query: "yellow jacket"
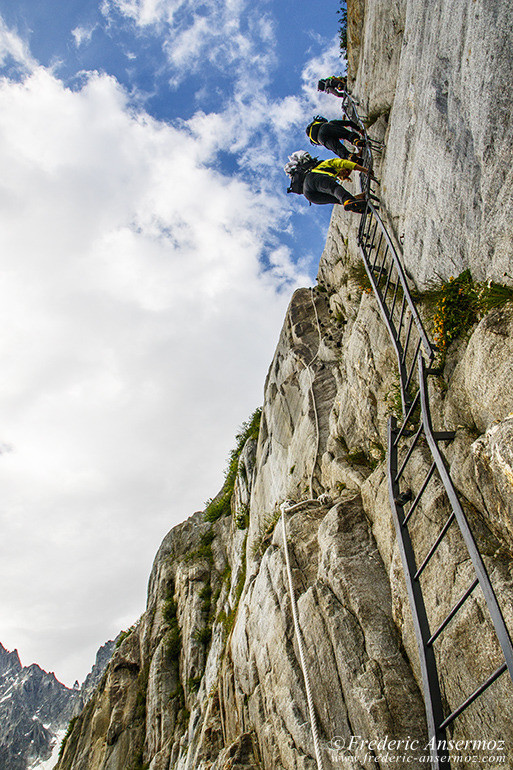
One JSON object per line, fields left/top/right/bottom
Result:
{"left": 311, "top": 158, "right": 357, "bottom": 177}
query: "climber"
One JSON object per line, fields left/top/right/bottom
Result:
{"left": 317, "top": 75, "right": 347, "bottom": 97}
{"left": 305, "top": 115, "right": 364, "bottom": 159}
{"left": 284, "top": 151, "right": 377, "bottom": 212}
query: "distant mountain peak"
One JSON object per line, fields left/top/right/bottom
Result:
{"left": 0, "top": 639, "right": 116, "bottom": 770}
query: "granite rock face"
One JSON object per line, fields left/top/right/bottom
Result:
{"left": 72, "top": 639, "right": 119, "bottom": 718}
{"left": 55, "top": 271, "right": 513, "bottom": 769}
{"left": 55, "top": 2, "right": 513, "bottom": 769}
{"left": 348, "top": 0, "right": 513, "bottom": 287}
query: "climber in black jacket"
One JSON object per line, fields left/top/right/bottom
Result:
{"left": 317, "top": 76, "right": 347, "bottom": 97}
{"left": 306, "top": 116, "right": 364, "bottom": 159}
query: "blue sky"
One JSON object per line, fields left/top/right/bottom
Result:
{"left": 0, "top": 0, "right": 345, "bottom": 685}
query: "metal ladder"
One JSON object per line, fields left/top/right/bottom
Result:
{"left": 342, "top": 93, "right": 513, "bottom": 768}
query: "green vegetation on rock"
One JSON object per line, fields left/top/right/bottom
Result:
{"left": 338, "top": 1, "right": 347, "bottom": 54}
{"left": 204, "top": 407, "right": 262, "bottom": 522}
{"left": 163, "top": 584, "right": 181, "bottom": 664}
{"left": 418, "top": 270, "right": 513, "bottom": 353}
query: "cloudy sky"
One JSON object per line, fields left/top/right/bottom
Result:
{"left": 0, "top": 0, "right": 344, "bottom": 686}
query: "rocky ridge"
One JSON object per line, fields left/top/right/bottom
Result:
{"left": 0, "top": 640, "right": 117, "bottom": 770}
{"left": 0, "top": 643, "right": 77, "bottom": 770}
{"left": 55, "top": 1, "right": 513, "bottom": 768}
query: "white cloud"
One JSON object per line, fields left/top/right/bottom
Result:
{"left": 101, "top": 0, "right": 169, "bottom": 27}
{"left": 0, "top": 11, "right": 344, "bottom": 686}
{"left": 2, "top": 52, "right": 339, "bottom": 690}
{"left": 102, "top": 0, "right": 277, "bottom": 86}
{"left": 72, "top": 24, "right": 98, "bottom": 48}
{"left": 0, "top": 17, "right": 37, "bottom": 72}
{"left": 0, "top": 56, "right": 313, "bottom": 685}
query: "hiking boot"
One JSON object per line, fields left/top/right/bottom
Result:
{"left": 344, "top": 199, "right": 367, "bottom": 213}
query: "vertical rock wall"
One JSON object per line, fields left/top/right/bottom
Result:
{"left": 348, "top": 0, "right": 513, "bottom": 286}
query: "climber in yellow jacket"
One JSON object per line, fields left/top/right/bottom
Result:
{"left": 302, "top": 157, "right": 377, "bottom": 210}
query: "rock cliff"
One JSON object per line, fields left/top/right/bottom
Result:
{"left": 55, "top": 1, "right": 513, "bottom": 768}
{"left": 347, "top": 0, "right": 513, "bottom": 288}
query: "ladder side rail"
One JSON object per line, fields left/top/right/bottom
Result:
{"left": 418, "top": 356, "right": 513, "bottom": 680}
{"left": 388, "top": 417, "right": 450, "bottom": 770}
{"left": 342, "top": 93, "right": 364, "bottom": 131}
{"left": 349, "top": 91, "right": 513, "bottom": 758}
{"left": 359, "top": 223, "right": 424, "bottom": 417}
{"left": 359, "top": 240, "right": 412, "bottom": 416}
{"left": 359, "top": 207, "right": 432, "bottom": 419}
{"left": 364, "top": 203, "right": 436, "bottom": 361}
{"left": 341, "top": 93, "right": 374, "bottom": 196}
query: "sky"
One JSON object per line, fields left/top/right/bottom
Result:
{"left": 0, "top": 0, "right": 345, "bottom": 686}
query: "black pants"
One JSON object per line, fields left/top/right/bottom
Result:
{"left": 303, "top": 172, "right": 356, "bottom": 206}
{"left": 317, "top": 121, "right": 360, "bottom": 159}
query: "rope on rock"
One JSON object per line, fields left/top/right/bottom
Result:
{"left": 280, "top": 500, "right": 325, "bottom": 770}
{"left": 275, "top": 286, "right": 329, "bottom": 768}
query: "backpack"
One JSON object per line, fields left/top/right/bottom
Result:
{"left": 305, "top": 116, "right": 328, "bottom": 146}
{"left": 284, "top": 151, "right": 319, "bottom": 195}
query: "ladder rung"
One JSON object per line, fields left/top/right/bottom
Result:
{"left": 353, "top": 94, "right": 513, "bottom": 754}
{"left": 438, "top": 662, "right": 507, "bottom": 730}
{"left": 397, "top": 295, "right": 407, "bottom": 336}
{"left": 401, "top": 314, "right": 414, "bottom": 365}
{"left": 403, "top": 462, "right": 436, "bottom": 527}
{"left": 390, "top": 279, "right": 400, "bottom": 317}
{"left": 433, "top": 431, "right": 456, "bottom": 441}
{"left": 393, "top": 392, "right": 421, "bottom": 447}
{"left": 382, "top": 260, "right": 395, "bottom": 302}
{"left": 376, "top": 246, "right": 389, "bottom": 284}
{"left": 395, "top": 423, "right": 423, "bottom": 482}
{"left": 414, "top": 512, "right": 456, "bottom": 580}
{"left": 405, "top": 338, "right": 422, "bottom": 392}
{"left": 427, "top": 578, "right": 479, "bottom": 646}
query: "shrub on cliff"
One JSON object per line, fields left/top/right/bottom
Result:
{"left": 338, "top": 1, "right": 347, "bottom": 55}
{"left": 204, "top": 407, "right": 262, "bottom": 522}
{"left": 420, "top": 270, "right": 513, "bottom": 352}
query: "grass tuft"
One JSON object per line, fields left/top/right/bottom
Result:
{"left": 204, "top": 408, "right": 262, "bottom": 523}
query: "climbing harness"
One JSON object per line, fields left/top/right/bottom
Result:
{"left": 343, "top": 92, "right": 513, "bottom": 769}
